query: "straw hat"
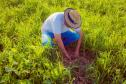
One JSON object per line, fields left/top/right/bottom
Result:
{"left": 64, "top": 8, "right": 81, "bottom": 28}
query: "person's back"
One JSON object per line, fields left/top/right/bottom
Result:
{"left": 42, "top": 12, "right": 69, "bottom": 34}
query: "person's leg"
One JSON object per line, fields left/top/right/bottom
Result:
{"left": 61, "top": 29, "right": 80, "bottom": 46}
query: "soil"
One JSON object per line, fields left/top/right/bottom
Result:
{"left": 63, "top": 44, "right": 96, "bottom": 84}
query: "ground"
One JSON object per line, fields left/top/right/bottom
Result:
{"left": 63, "top": 43, "right": 96, "bottom": 84}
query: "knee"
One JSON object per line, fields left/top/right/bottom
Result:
{"left": 42, "top": 34, "right": 51, "bottom": 45}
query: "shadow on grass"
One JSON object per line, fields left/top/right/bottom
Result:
{"left": 0, "top": 44, "right": 4, "bottom": 52}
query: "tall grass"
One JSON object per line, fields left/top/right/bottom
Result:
{"left": 0, "top": 0, "right": 126, "bottom": 83}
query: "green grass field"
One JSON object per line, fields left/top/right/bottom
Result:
{"left": 0, "top": 0, "right": 126, "bottom": 83}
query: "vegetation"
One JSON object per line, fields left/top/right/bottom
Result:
{"left": 0, "top": 0, "right": 126, "bottom": 83}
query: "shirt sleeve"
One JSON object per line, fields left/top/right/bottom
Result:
{"left": 51, "top": 19, "right": 62, "bottom": 34}
{"left": 74, "top": 28, "right": 81, "bottom": 32}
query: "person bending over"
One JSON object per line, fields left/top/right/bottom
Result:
{"left": 41, "top": 8, "right": 83, "bottom": 60}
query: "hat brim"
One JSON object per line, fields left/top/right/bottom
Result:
{"left": 64, "top": 8, "right": 81, "bottom": 29}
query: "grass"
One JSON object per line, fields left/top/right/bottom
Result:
{"left": 0, "top": 0, "right": 126, "bottom": 83}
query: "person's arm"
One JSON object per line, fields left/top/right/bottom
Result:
{"left": 75, "top": 31, "right": 83, "bottom": 57}
{"left": 54, "top": 34, "right": 71, "bottom": 60}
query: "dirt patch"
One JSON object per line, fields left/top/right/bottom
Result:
{"left": 63, "top": 44, "right": 97, "bottom": 84}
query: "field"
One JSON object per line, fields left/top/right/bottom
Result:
{"left": 0, "top": 0, "right": 126, "bottom": 83}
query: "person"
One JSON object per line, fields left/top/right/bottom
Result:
{"left": 41, "top": 8, "right": 83, "bottom": 60}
